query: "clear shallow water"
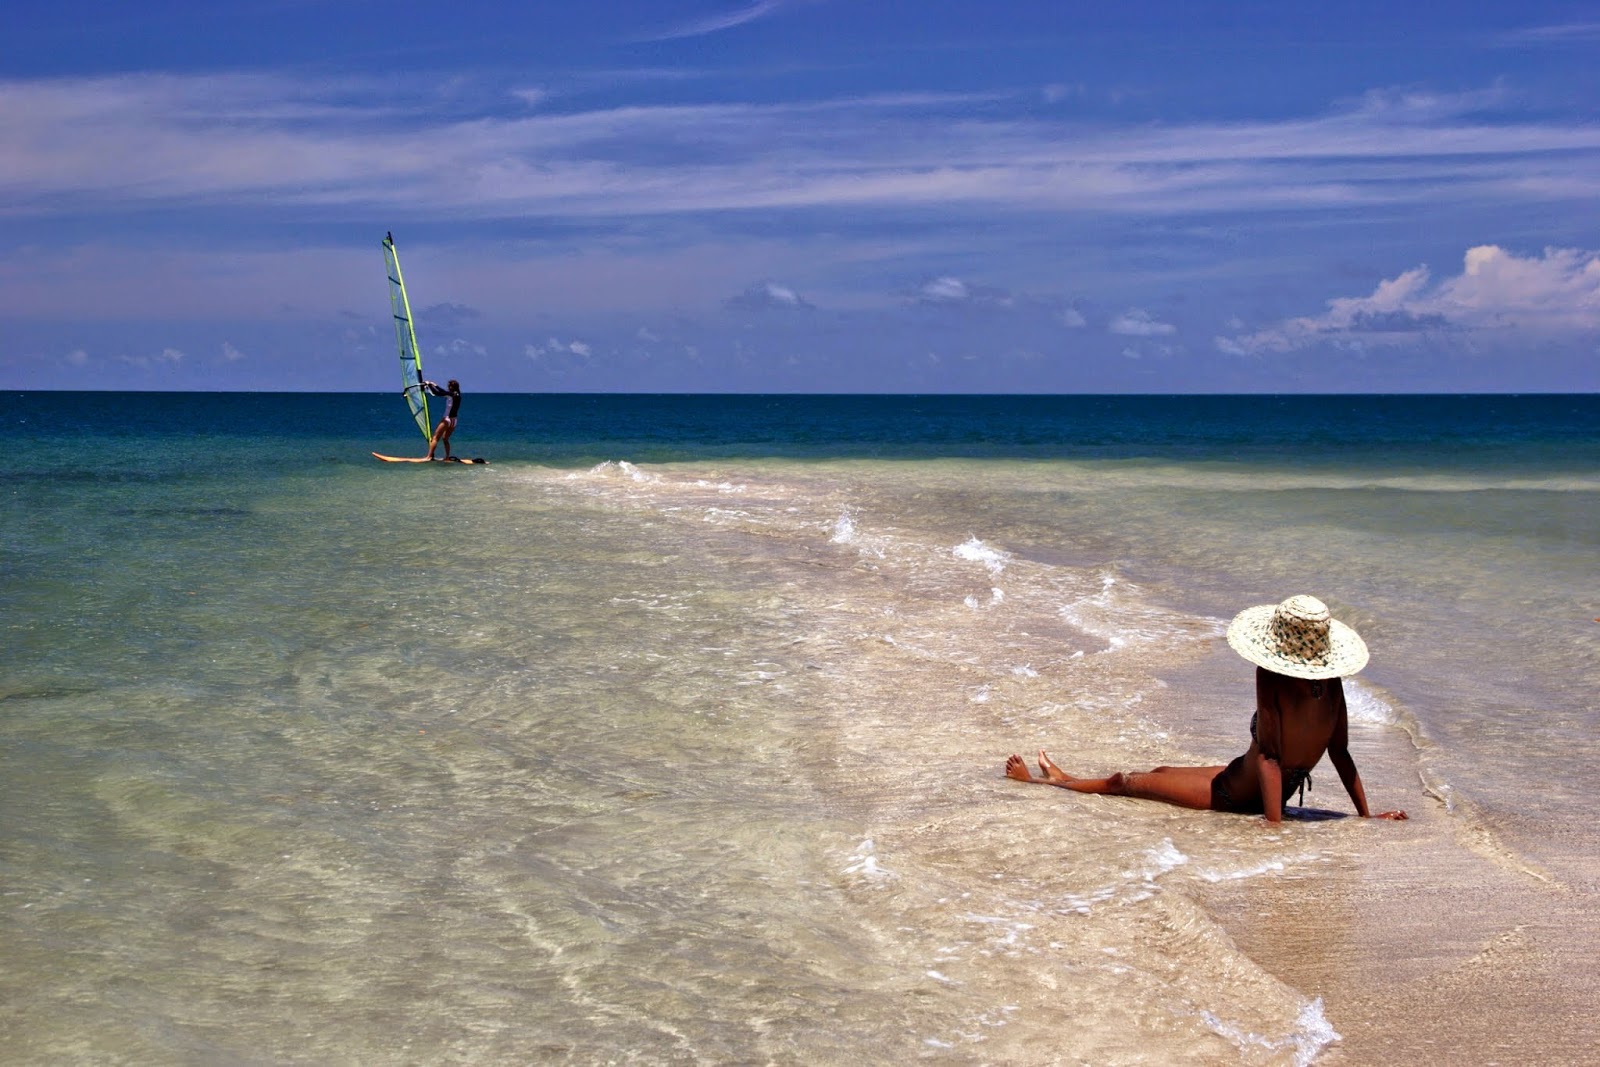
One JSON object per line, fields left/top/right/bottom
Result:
{"left": 3, "top": 393, "right": 1596, "bottom": 1064}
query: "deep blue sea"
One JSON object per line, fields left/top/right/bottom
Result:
{"left": 5, "top": 392, "right": 1597, "bottom": 1064}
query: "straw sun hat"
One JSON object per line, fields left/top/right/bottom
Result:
{"left": 1225, "top": 595, "right": 1369, "bottom": 680}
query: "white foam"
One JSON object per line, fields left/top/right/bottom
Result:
{"left": 1195, "top": 852, "right": 1321, "bottom": 883}
{"left": 1138, "top": 838, "right": 1189, "bottom": 880}
{"left": 1343, "top": 678, "right": 1399, "bottom": 728}
{"left": 958, "top": 913, "right": 1034, "bottom": 951}
{"left": 1200, "top": 997, "right": 1340, "bottom": 1066}
{"left": 617, "top": 460, "right": 656, "bottom": 483}
{"left": 953, "top": 537, "right": 1010, "bottom": 576}
{"left": 1291, "top": 998, "right": 1342, "bottom": 1066}
{"left": 844, "top": 839, "right": 895, "bottom": 883}
{"left": 830, "top": 509, "right": 856, "bottom": 544}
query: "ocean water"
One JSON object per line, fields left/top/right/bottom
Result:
{"left": 3, "top": 393, "right": 1596, "bottom": 1064}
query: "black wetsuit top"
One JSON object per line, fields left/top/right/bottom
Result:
{"left": 426, "top": 383, "right": 461, "bottom": 420}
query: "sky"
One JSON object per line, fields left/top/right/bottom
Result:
{"left": 4, "top": 1, "right": 1599, "bottom": 393}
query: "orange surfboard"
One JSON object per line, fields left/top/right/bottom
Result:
{"left": 372, "top": 453, "right": 488, "bottom": 465}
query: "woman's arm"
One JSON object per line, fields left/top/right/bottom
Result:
{"left": 1254, "top": 750, "right": 1285, "bottom": 823}
{"left": 1327, "top": 686, "right": 1407, "bottom": 819}
{"left": 1253, "top": 669, "right": 1286, "bottom": 823}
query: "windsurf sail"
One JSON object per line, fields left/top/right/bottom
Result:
{"left": 382, "top": 232, "right": 430, "bottom": 441}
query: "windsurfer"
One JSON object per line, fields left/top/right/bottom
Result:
{"left": 422, "top": 379, "right": 461, "bottom": 460}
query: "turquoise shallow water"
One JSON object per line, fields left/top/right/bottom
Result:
{"left": 3, "top": 393, "right": 1597, "bottom": 1063}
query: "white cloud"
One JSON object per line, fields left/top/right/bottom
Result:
{"left": 726, "top": 281, "right": 815, "bottom": 310}
{"left": 219, "top": 341, "right": 246, "bottom": 362}
{"left": 918, "top": 276, "right": 969, "bottom": 303}
{"left": 1059, "top": 307, "right": 1087, "bottom": 328}
{"left": 1223, "top": 245, "right": 1600, "bottom": 354}
{"left": 525, "top": 337, "right": 590, "bottom": 360}
{"left": 64, "top": 348, "right": 88, "bottom": 366}
{"left": 113, "top": 346, "right": 185, "bottom": 368}
{"left": 1110, "top": 309, "right": 1176, "bottom": 336}
{"left": 438, "top": 338, "right": 487, "bottom": 357}
{"left": 912, "top": 276, "right": 1014, "bottom": 308}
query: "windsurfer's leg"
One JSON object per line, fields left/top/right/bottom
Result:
{"left": 426, "top": 420, "right": 448, "bottom": 459}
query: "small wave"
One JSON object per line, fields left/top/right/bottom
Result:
{"left": 617, "top": 460, "right": 656, "bottom": 483}
{"left": 1059, "top": 571, "right": 1197, "bottom": 652}
{"left": 953, "top": 537, "right": 1010, "bottom": 576}
{"left": 1064, "top": 838, "right": 1189, "bottom": 912}
{"left": 843, "top": 838, "right": 895, "bottom": 883}
{"left": 962, "top": 587, "right": 1005, "bottom": 610}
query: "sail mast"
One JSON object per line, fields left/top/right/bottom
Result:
{"left": 383, "top": 232, "right": 431, "bottom": 441}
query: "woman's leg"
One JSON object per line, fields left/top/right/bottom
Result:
{"left": 1005, "top": 750, "right": 1225, "bottom": 811}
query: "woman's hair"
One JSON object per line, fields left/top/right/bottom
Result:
{"left": 447, "top": 379, "right": 459, "bottom": 390}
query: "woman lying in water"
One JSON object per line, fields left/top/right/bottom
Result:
{"left": 1005, "top": 595, "right": 1408, "bottom": 823}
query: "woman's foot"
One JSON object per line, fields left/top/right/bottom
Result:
{"left": 1037, "top": 750, "right": 1074, "bottom": 785}
{"left": 1004, "top": 754, "right": 1035, "bottom": 782}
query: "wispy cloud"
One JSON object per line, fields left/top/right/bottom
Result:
{"left": 1220, "top": 245, "right": 1600, "bottom": 354}
{"left": 4, "top": 73, "right": 1599, "bottom": 230}
{"left": 645, "top": 0, "right": 795, "bottom": 42}
{"left": 1499, "top": 21, "right": 1600, "bottom": 45}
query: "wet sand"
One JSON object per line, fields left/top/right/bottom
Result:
{"left": 1196, "top": 797, "right": 1600, "bottom": 1064}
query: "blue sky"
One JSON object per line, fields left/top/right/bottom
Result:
{"left": 5, "top": 1, "right": 1599, "bottom": 392}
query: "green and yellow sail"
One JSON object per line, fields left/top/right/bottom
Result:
{"left": 382, "top": 232, "right": 430, "bottom": 441}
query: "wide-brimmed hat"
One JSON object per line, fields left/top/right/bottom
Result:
{"left": 1225, "top": 595, "right": 1368, "bottom": 679}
